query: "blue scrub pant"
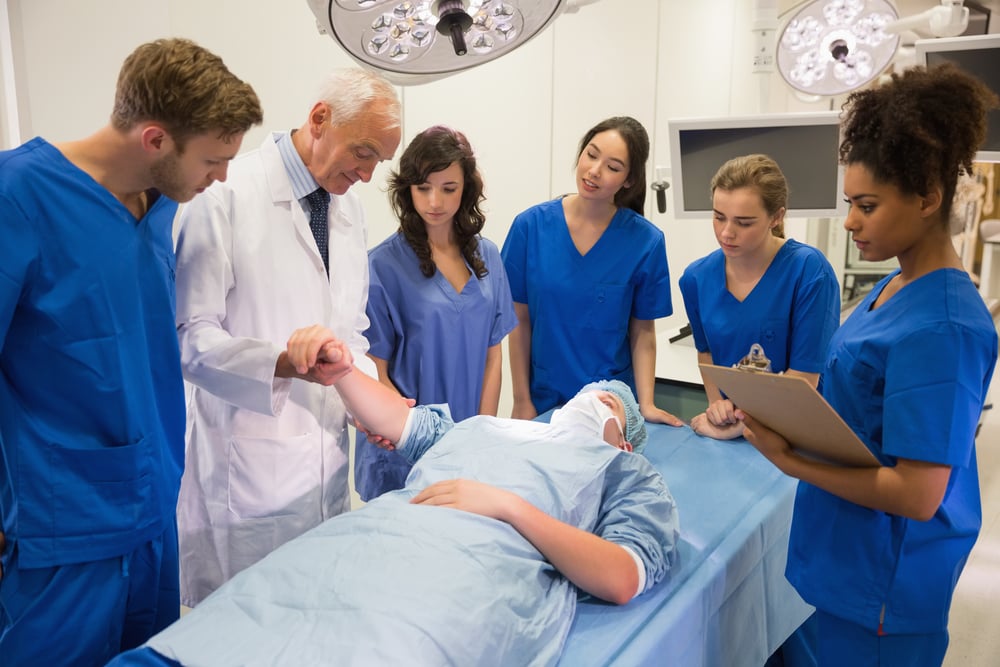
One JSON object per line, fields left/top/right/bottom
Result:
{"left": 813, "top": 610, "right": 949, "bottom": 667}
{"left": 765, "top": 612, "right": 818, "bottom": 667}
{"left": 0, "top": 523, "right": 179, "bottom": 666}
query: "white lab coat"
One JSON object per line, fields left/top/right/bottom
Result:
{"left": 174, "top": 134, "right": 376, "bottom": 606}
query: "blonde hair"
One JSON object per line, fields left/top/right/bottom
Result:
{"left": 710, "top": 154, "right": 787, "bottom": 238}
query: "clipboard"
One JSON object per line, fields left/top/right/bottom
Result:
{"left": 699, "top": 363, "right": 880, "bottom": 467}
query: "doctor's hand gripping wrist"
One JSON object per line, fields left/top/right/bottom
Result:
{"left": 278, "top": 325, "right": 354, "bottom": 385}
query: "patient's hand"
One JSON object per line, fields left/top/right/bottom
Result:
{"left": 691, "top": 412, "right": 745, "bottom": 440}
{"left": 705, "top": 398, "right": 738, "bottom": 427}
{"left": 410, "top": 479, "right": 516, "bottom": 521}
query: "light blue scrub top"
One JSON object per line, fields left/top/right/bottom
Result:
{"left": 0, "top": 138, "right": 185, "bottom": 568}
{"left": 787, "top": 268, "right": 997, "bottom": 634}
{"left": 502, "top": 199, "right": 672, "bottom": 413}
{"left": 355, "top": 234, "right": 518, "bottom": 500}
{"left": 679, "top": 239, "right": 840, "bottom": 371}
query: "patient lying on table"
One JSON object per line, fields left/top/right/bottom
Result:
{"left": 112, "top": 340, "right": 680, "bottom": 667}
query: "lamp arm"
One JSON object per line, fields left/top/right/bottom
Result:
{"left": 884, "top": 1, "right": 969, "bottom": 38}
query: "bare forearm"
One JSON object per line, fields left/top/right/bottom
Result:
{"left": 478, "top": 344, "right": 503, "bottom": 416}
{"left": 508, "top": 304, "right": 533, "bottom": 404}
{"left": 412, "top": 479, "right": 642, "bottom": 603}
{"left": 332, "top": 368, "right": 411, "bottom": 443}
{"left": 696, "top": 351, "right": 724, "bottom": 403}
{"left": 371, "top": 355, "right": 403, "bottom": 394}
{"left": 774, "top": 451, "right": 950, "bottom": 521}
{"left": 500, "top": 496, "right": 639, "bottom": 605}
{"left": 742, "top": 410, "right": 951, "bottom": 521}
{"left": 629, "top": 319, "right": 658, "bottom": 410}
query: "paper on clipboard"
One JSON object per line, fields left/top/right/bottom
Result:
{"left": 699, "top": 364, "right": 880, "bottom": 467}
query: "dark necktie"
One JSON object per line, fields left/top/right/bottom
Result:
{"left": 305, "top": 188, "right": 331, "bottom": 276}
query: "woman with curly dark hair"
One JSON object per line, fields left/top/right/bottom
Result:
{"left": 354, "top": 126, "right": 518, "bottom": 500}
{"left": 741, "top": 63, "right": 999, "bottom": 664}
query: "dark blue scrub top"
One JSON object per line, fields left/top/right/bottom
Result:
{"left": 0, "top": 138, "right": 185, "bottom": 568}
{"left": 502, "top": 199, "right": 672, "bottom": 413}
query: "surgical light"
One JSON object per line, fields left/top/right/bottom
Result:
{"left": 776, "top": 0, "right": 900, "bottom": 97}
{"left": 306, "top": 0, "right": 569, "bottom": 84}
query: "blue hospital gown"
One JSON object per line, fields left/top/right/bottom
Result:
{"left": 502, "top": 198, "right": 672, "bottom": 413}
{"left": 787, "top": 268, "right": 997, "bottom": 634}
{"left": 679, "top": 238, "right": 840, "bottom": 372}
{"left": 355, "top": 234, "right": 518, "bottom": 500}
{"left": 140, "top": 408, "right": 679, "bottom": 667}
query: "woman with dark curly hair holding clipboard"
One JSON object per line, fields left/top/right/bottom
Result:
{"left": 740, "top": 63, "right": 998, "bottom": 665}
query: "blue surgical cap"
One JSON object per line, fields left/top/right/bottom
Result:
{"left": 578, "top": 380, "right": 648, "bottom": 454}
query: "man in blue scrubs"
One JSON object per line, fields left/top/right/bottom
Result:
{"left": 0, "top": 38, "right": 261, "bottom": 665}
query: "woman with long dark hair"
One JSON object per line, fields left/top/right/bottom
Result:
{"left": 502, "top": 116, "right": 680, "bottom": 427}
{"left": 355, "top": 126, "right": 517, "bottom": 500}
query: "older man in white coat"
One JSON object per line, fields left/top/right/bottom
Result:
{"left": 174, "top": 68, "right": 401, "bottom": 606}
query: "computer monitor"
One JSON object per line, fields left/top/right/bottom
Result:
{"left": 667, "top": 111, "right": 846, "bottom": 220}
{"left": 915, "top": 33, "right": 1000, "bottom": 163}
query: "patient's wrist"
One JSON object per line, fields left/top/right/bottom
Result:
{"left": 395, "top": 408, "right": 417, "bottom": 451}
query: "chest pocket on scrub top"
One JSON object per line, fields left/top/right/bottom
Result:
{"left": 830, "top": 345, "right": 884, "bottom": 446}
{"left": 584, "top": 283, "right": 631, "bottom": 333}
{"left": 759, "top": 318, "right": 789, "bottom": 369}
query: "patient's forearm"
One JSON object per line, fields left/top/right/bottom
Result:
{"left": 410, "top": 479, "right": 641, "bottom": 603}
{"left": 502, "top": 497, "right": 640, "bottom": 605}
{"left": 333, "top": 367, "right": 411, "bottom": 443}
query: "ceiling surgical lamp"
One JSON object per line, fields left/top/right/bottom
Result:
{"left": 305, "top": 0, "right": 570, "bottom": 84}
{"left": 775, "top": 0, "right": 901, "bottom": 97}
{"left": 774, "top": 0, "right": 978, "bottom": 99}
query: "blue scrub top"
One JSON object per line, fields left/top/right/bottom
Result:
{"left": 501, "top": 198, "right": 672, "bottom": 413}
{"left": 355, "top": 234, "right": 518, "bottom": 500}
{"left": 0, "top": 138, "right": 185, "bottom": 568}
{"left": 786, "top": 268, "right": 997, "bottom": 634}
{"left": 679, "top": 239, "right": 840, "bottom": 372}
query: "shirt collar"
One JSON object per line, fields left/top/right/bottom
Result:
{"left": 274, "top": 130, "right": 322, "bottom": 201}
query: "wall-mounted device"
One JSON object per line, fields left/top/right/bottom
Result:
{"left": 915, "top": 32, "right": 1000, "bottom": 163}
{"left": 667, "top": 111, "right": 846, "bottom": 220}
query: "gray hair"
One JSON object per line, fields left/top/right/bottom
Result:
{"left": 316, "top": 68, "right": 401, "bottom": 130}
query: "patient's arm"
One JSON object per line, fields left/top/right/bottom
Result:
{"left": 411, "top": 479, "right": 640, "bottom": 605}
{"left": 331, "top": 356, "right": 413, "bottom": 444}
